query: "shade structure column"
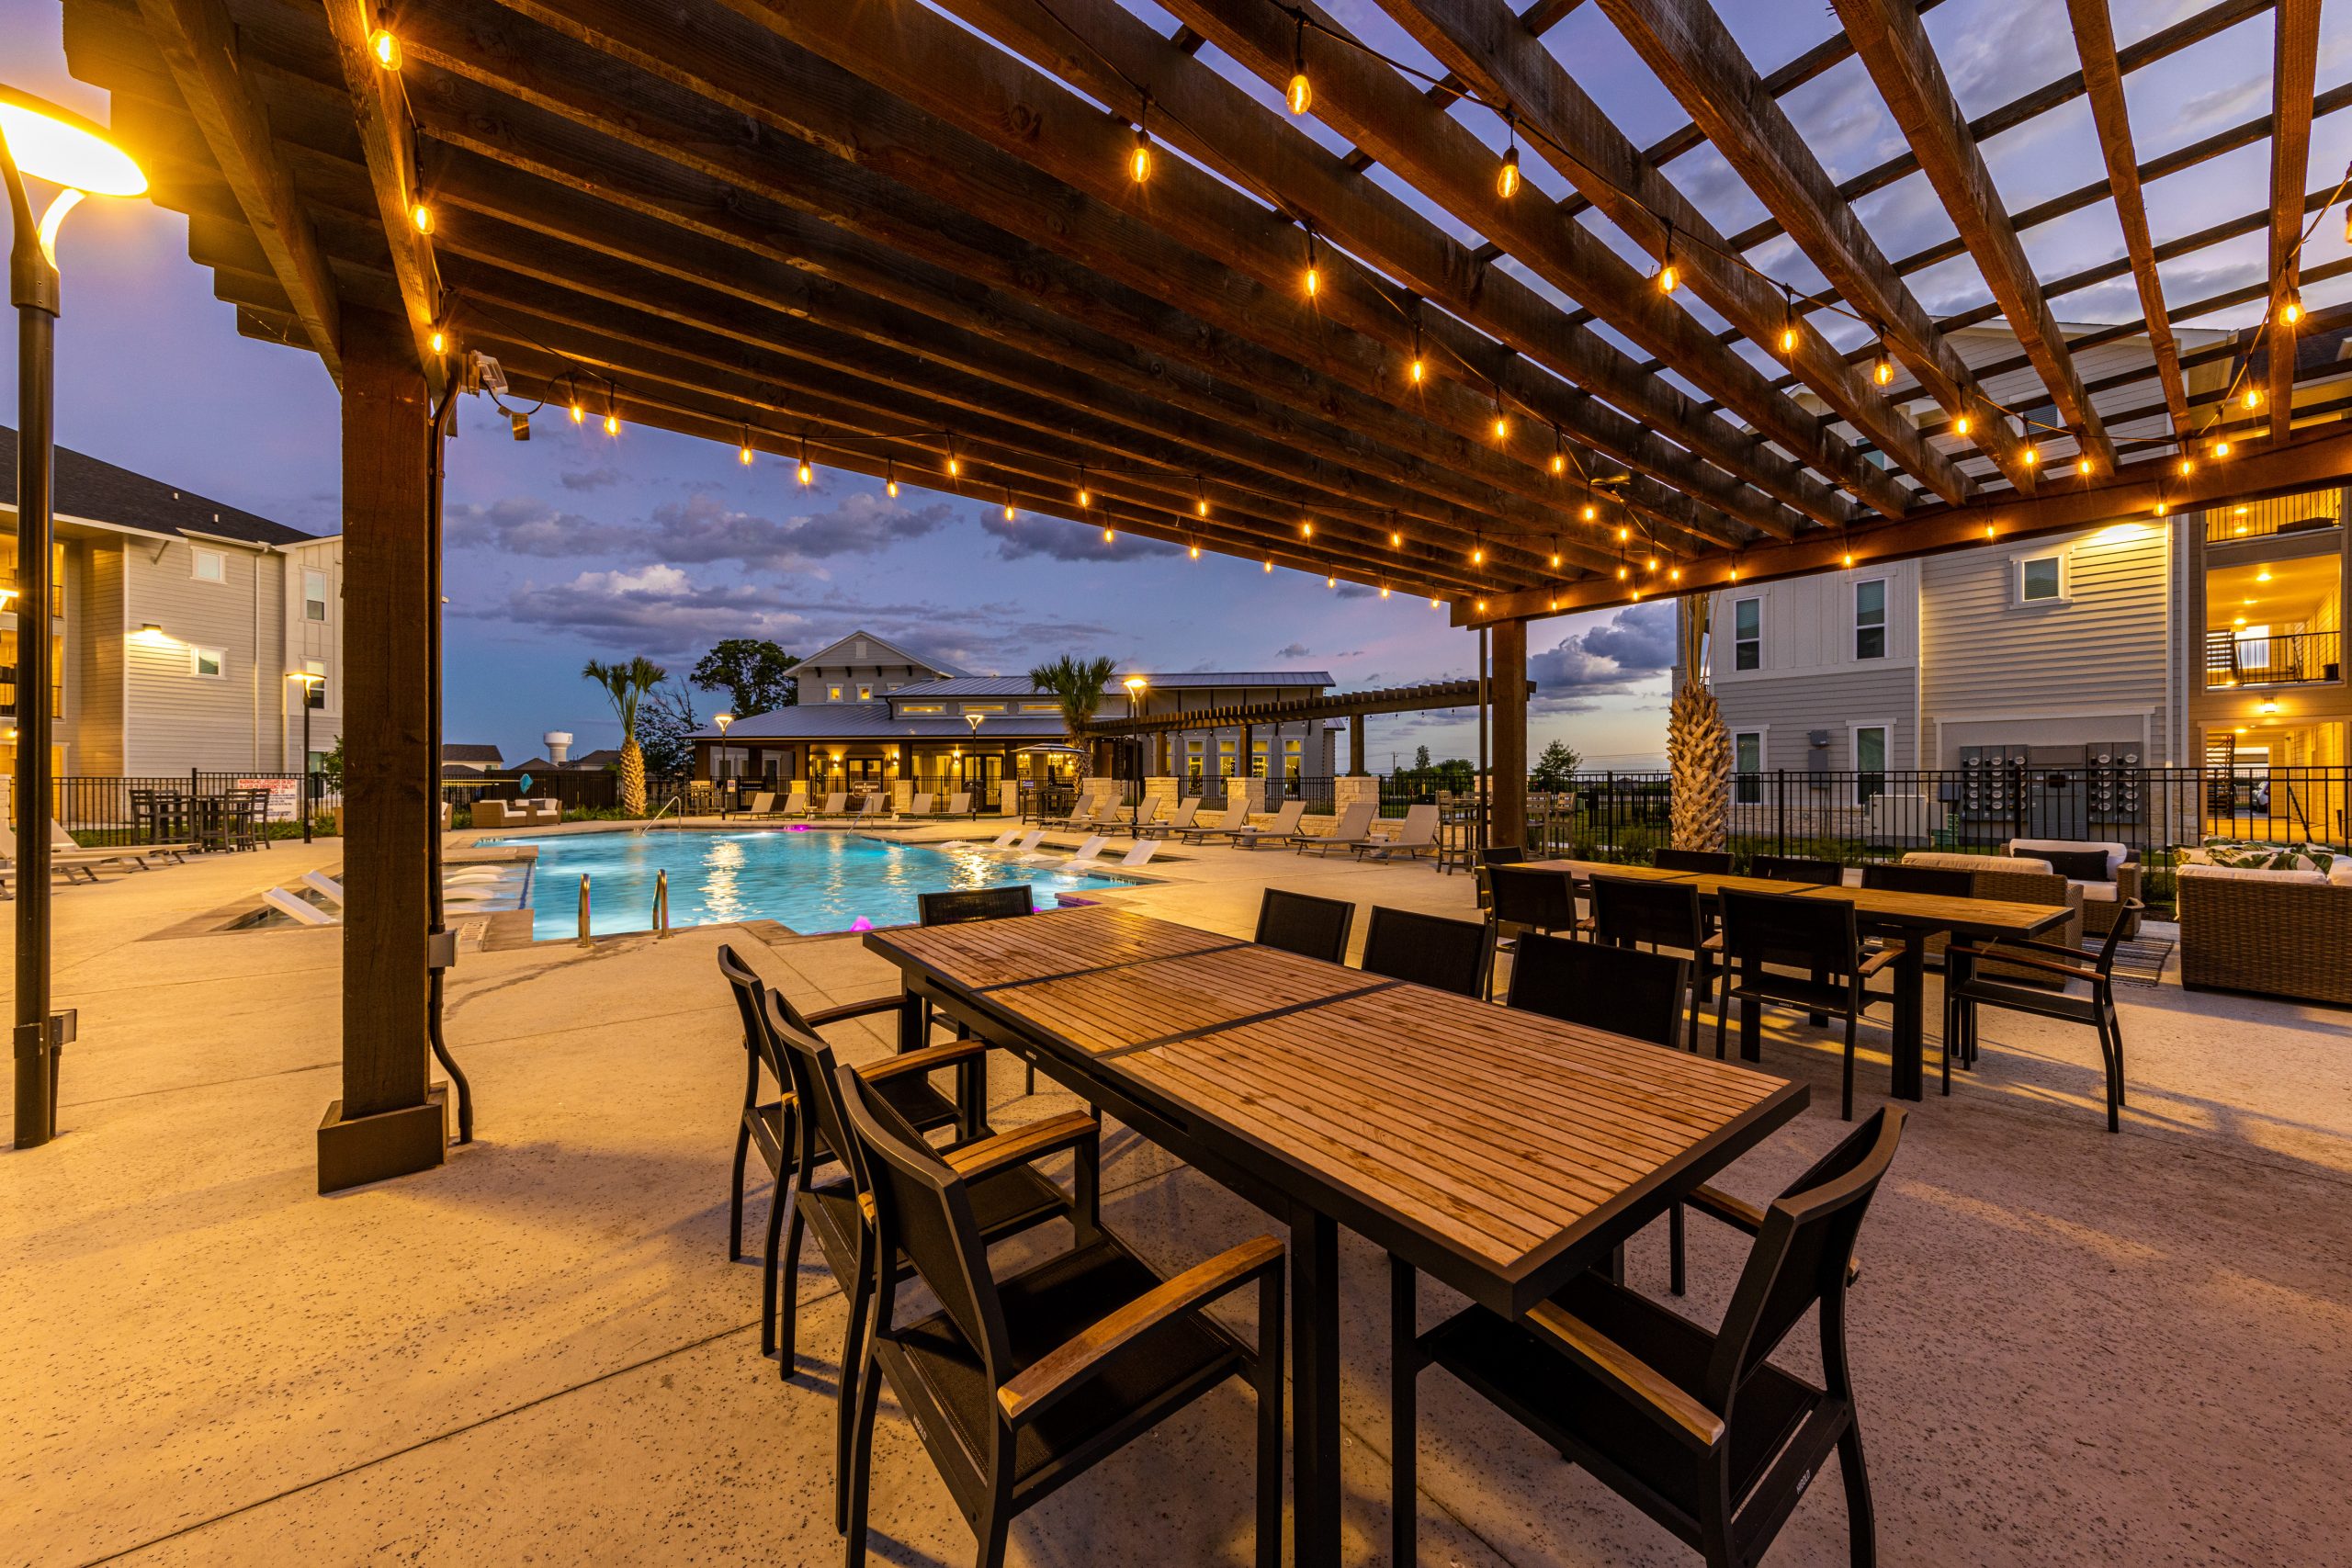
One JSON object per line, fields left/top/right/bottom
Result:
{"left": 318, "top": 310, "right": 445, "bottom": 1194}
{"left": 1349, "top": 713, "right": 1368, "bottom": 777}
{"left": 1491, "top": 619, "right": 1529, "bottom": 852}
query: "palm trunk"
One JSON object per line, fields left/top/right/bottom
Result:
{"left": 1668, "top": 600, "right": 1731, "bottom": 852}
{"left": 619, "top": 739, "right": 648, "bottom": 817}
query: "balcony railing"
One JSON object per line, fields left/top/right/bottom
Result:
{"left": 2204, "top": 628, "right": 2343, "bottom": 688}
{"left": 2205, "top": 507, "right": 2340, "bottom": 546}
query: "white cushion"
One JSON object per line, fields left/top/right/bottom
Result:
{"left": 2177, "top": 863, "right": 2330, "bottom": 886}
{"left": 2009, "top": 838, "right": 2126, "bottom": 877}
{"left": 2069, "top": 880, "right": 2118, "bottom": 902}
{"left": 2332, "top": 861, "right": 2352, "bottom": 888}
{"left": 1899, "top": 852, "right": 1992, "bottom": 872}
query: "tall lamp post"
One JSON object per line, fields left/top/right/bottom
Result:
{"left": 712, "top": 711, "right": 734, "bottom": 818}
{"left": 965, "top": 711, "right": 984, "bottom": 810}
{"left": 287, "top": 671, "right": 324, "bottom": 842}
{"left": 5, "top": 86, "right": 145, "bottom": 1151}
{"left": 1123, "top": 675, "right": 1148, "bottom": 833}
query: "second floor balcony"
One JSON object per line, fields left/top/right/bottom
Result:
{"left": 2204, "top": 628, "right": 2343, "bottom": 688}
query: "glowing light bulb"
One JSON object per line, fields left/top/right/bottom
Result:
{"left": 1778, "top": 323, "right": 1798, "bottom": 355}
{"left": 1476, "top": 600, "right": 1487, "bottom": 614}
{"left": 1953, "top": 413, "right": 1971, "bottom": 437}
{"left": 1431, "top": 597, "right": 1441, "bottom": 608}
{"left": 1326, "top": 575, "right": 1336, "bottom": 588}
{"left": 1102, "top": 527, "right": 1115, "bottom": 543}
{"left": 1549, "top": 552, "right": 1561, "bottom": 569}
{"left": 1195, "top": 498, "right": 1209, "bottom": 518}
{"left": 1189, "top": 545, "right": 1200, "bottom": 559}
{"left": 1841, "top": 552, "right": 1854, "bottom": 567}
{"left": 569, "top": 401, "right": 584, "bottom": 425}
{"left": 886, "top": 476, "right": 899, "bottom": 499}
{"left": 1582, "top": 504, "right": 1596, "bottom": 522}
{"left": 797, "top": 460, "right": 813, "bottom": 486}
{"left": 1305, "top": 263, "right": 1320, "bottom": 298}
{"left": 1263, "top": 558, "right": 1272, "bottom": 572}
{"left": 1497, "top": 146, "right": 1520, "bottom": 199}
{"left": 2179, "top": 457, "right": 2196, "bottom": 477}
{"left": 1492, "top": 412, "right": 1509, "bottom": 441}
{"left": 1669, "top": 567, "right": 1681, "bottom": 581}
{"left": 1408, "top": 355, "right": 1425, "bottom": 386}
{"left": 1379, "top": 585, "right": 1390, "bottom": 599}
{"left": 1471, "top": 546, "right": 1485, "bottom": 565}
{"left": 2281, "top": 296, "right": 2302, "bottom": 326}
{"left": 947, "top": 456, "right": 961, "bottom": 479}
{"left": 1616, "top": 565, "right": 1628, "bottom": 580}
{"left": 1657, "top": 260, "right": 1679, "bottom": 295}
{"left": 1003, "top": 501, "right": 1015, "bottom": 522}
{"left": 1077, "top": 485, "right": 1090, "bottom": 506}
{"left": 1551, "top": 451, "right": 1566, "bottom": 476}
{"left": 1300, "top": 521, "right": 1313, "bottom": 538}
{"left": 410, "top": 200, "right": 433, "bottom": 234}
{"left": 2243, "top": 387, "right": 2262, "bottom": 411}
{"left": 428, "top": 328, "right": 446, "bottom": 355}
{"left": 1872, "top": 352, "right": 1894, "bottom": 387}
{"left": 1617, "top": 526, "right": 1629, "bottom": 542}
{"left": 1288, "top": 72, "right": 1312, "bottom": 115}
{"left": 2154, "top": 500, "right": 2169, "bottom": 516}
{"left": 1130, "top": 127, "right": 1151, "bottom": 184}
{"left": 738, "top": 443, "right": 753, "bottom": 466}
{"left": 2022, "top": 446, "right": 2039, "bottom": 468}
{"left": 604, "top": 413, "right": 619, "bottom": 436}
{"left": 2215, "top": 439, "right": 2232, "bottom": 458}
{"left": 369, "top": 26, "right": 401, "bottom": 70}
{"left": 1389, "top": 530, "right": 1402, "bottom": 547}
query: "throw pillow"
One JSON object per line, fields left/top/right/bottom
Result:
{"left": 2031, "top": 847, "right": 2115, "bottom": 883}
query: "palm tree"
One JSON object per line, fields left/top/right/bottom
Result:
{"left": 582, "top": 655, "right": 667, "bottom": 815}
{"left": 1026, "top": 654, "right": 1118, "bottom": 786}
{"left": 1667, "top": 600, "right": 1731, "bottom": 852}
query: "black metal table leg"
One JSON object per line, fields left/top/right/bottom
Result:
{"left": 1390, "top": 1252, "right": 1416, "bottom": 1567}
{"left": 1292, "top": 1204, "right": 1341, "bottom": 1568}
{"left": 1890, "top": 934, "right": 1928, "bottom": 1100}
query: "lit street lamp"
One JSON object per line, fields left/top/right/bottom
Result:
{"left": 966, "top": 711, "right": 984, "bottom": 812}
{"left": 1124, "top": 675, "right": 1148, "bottom": 832}
{"left": 713, "top": 711, "right": 734, "bottom": 817}
{"left": 6, "top": 85, "right": 145, "bottom": 1151}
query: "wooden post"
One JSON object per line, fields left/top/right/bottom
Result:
{"left": 1492, "top": 618, "right": 1529, "bottom": 852}
{"left": 318, "top": 311, "right": 444, "bottom": 1193}
{"left": 1349, "top": 713, "right": 1368, "bottom": 776}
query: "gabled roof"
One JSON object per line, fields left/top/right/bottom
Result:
{"left": 1, "top": 425, "right": 327, "bottom": 547}
{"left": 1142, "top": 672, "right": 1335, "bottom": 689}
{"left": 790, "top": 628, "right": 965, "bottom": 678}
{"left": 888, "top": 676, "right": 1045, "bottom": 699}
{"left": 442, "top": 743, "right": 504, "bottom": 764}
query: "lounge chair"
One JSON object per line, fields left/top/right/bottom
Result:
{"left": 1195, "top": 799, "right": 1306, "bottom": 848}
{"left": 905, "top": 792, "right": 933, "bottom": 818}
{"left": 1293, "top": 800, "right": 1378, "bottom": 856}
{"left": 810, "top": 792, "right": 851, "bottom": 818}
{"left": 1023, "top": 832, "right": 1105, "bottom": 866}
{"left": 1042, "top": 794, "right": 1111, "bottom": 830}
{"left": 1113, "top": 840, "right": 1159, "bottom": 869}
{"left": 939, "top": 791, "right": 973, "bottom": 818}
{"left": 3, "top": 821, "right": 155, "bottom": 877}
{"left": 60, "top": 821, "right": 196, "bottom": 863}
{"left": 984, "top": 829, "right": 1046, "bottom": 858}
{"left": 1358, "top": 802, "right": 1441, "bottom": 863}
{"left": 743, "top": 790, "right": 776, "bottom": 817}
{"left": 854, "top": 794, "right": 890, "bottom": 821}
{"left": 300, "top": 870, "right": 345, "bottom": 906}
{"left": 776, "top": 788, "right": 811, "bottom": 818}
{"left": 952, "top": 827, "right": 1023, "bottom": 852}
{"left": 1139, "top": 797, "right": 1200, "bottom": 840}
{"left": 263, "top": 886, "right": 338, "bottom": 926}
{"left": 1178, "top": 799, "right": 1256, "bottom": 843}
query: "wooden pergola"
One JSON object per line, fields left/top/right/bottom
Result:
{"left": 53, "top": 0, "right": 2344, "bottom": 1190}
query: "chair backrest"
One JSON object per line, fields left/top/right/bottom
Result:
{"left": 1170, "top": 797, "right": 1201, "bottom": 828}
{"left": 1132, "top": 795, "right": 1162, "bottom": 826}
{"left": 821, "top": 793, "right": 847, "bottom": 813}
{"left": 1752, "top": 854, "right": 1844, "bottom": 886}
{"left": 1260, "top": 800, "right": 1306, "bottom": 833}
{"left": 1860, "top": 863, "right": 1973, "bottom": 898}
{"left": 1487, "top": 864, "right": 1577, "bottom": 931}
{"left": 836, "top": 1064, "right": 1011, "bottom": 1375}
{"left": 944, "top": 793, "right": 970, "bottom": 814}
{"left": 1479, "top": 846, "right": 1528, "bottom": 866}
{"left": 908, "top": 793, "right": 932, "bottom": 816}
{"left": 1118, "top": 840, "right": 1159, "bottom": 868}
{"left": 1504, "top": 931, "right": 1687, "bottom": 1048}
{"left": 1589, "top": 874, "right": 1705, "bottom": 951}
{"left": 986, "top": 829, "right": 1018, "bottom": 849}
{"left": 1066, "top": 834, "right": 1107, "bottom": 863}
{"left": 1327, "top": 800, "right": 1375, "bottom": 839}
{"left": 748, "top": 792, "right": 775, "bottom": 814}
{"left": 919, "top": 884, "right": 1034, "bottom": 926}
{"left": 1014, "top": 830, "right": 1044, "bottom": 852}
{"left": 1256, "top": 887, "right": 1355, "bottom": 963}
{"left": 1718, "top": 887, "right": 1860, "bottom": 976}
{"left": 715, "top": 943, "right": 783, "bottom": 1091}
{"left": 2085, "top": 898, "right": 2144, "bottom": 976}
{"left": 1654, "top": 847, "right": 1734, "bottom": 874}
{"left": 784, "top": 789, "right": 808, "bottom": 810}
{"left": 1707, "top": 1107, "right": 1906, "bottom": 1409}
{"left": 1360, "top": 906, "right": 1489, "bottom": 997}
{"left": 1389, "top": 803, "right": 1439, "bottom": 844}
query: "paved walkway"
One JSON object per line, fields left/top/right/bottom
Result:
{"left": 4, "top": 826, "right": 2347, "bottom": 1564}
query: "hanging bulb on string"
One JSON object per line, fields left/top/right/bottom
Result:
{"left": 2242, "top": 385, "right": 2262, "bottom": 411}
{"left": 1301, "top": 223, "right": 1319, "bottom": 299}
{"left": 1655, "top": 221, "right": 1678, "bottom": 295}
{"left": 1286, "top": 18, "right": 1312, "bottom": 115}
{"left": 1408, "top": 321, "right": 1426, "bottom": 387}
{"left": 409, "top": 197, "right": 433, "bottom": 234}
{"left": 428, "top": 326, "right": 447, "bottom": 355}
{"left": 1952, "top": 412, "right": 1971, "bottom": 437}
{"left": 1326, "top": 574, "right": 1337, "bottom": 588}
{"left": 369, "top": 14, "right": 401, "bottom": 70}
{"left": 1300, "top": 520, "right": 1313, "bottom": 538}
{"left": 885, "top": 459, "right": 899, "bottom": 499}
{"left": 1777, "top": 292, "right": 1798, "bottom": 356}
{"left": 569, "top": 394, "right": 584, "bottom": 425}
{"left": 1380, "top": 584, "right": 1390, "bottom": 599}
{"left": 1103, "top": 526, "right": 1116, "bottom": 543}
{"left": 1129, "top": 109, "right": 1152, "bottom": 184}
{"left": 1497, "top": 110, "right": 1521, "bottom": 199}
{"left": 1076, "top": 466, "right": 1090, "bottom": 507}
{"left": 604, "top": 412, "right": 619, "bottom": 437}
{"left": 1871, "top": 336, "right": 1894, "bottom": 388}
{"left": 1263, "top": 558, "right": 1272, "bottom": 572}
{"left": 797, "top": 437, "right": 814, "bottom": 487}
{"left": 2022, "top": 445, "right": 2038, "bottom": 468}
{"left": 1189, "top": 543, "right": 1201, "bottom": 559}
{"left": 738, "top": 428, "right": 754, "bottom": 466}
{"left": 2279, "top": 289, "right": 2302, "bottom": 326}
{"left": 2214, "top": 437, "right": 2232, "bottom": 458}
{"left": 2178, "top": 456, "right": 2196, "bottom": 478}
{"left": 946, "top": 437, "right": 961, "bottom": 480}
{"left": 1471, "top": 540, "right": 1485, "bottom": 566}
{"left": 1390, "top": 528, "right": 1402, "bottom": 547}
{"left": 1491, "top": 390, "right": 1508, "bottom": 442}
{"left": 2076, "top": 457, "right": 2092, "bottom": 477}
{"left": 1582, "top": 503, "right": 1596, "bottom": 522}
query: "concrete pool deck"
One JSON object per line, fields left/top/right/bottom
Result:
{"left": 4, "top": 827, "right": 2348, "bottom": 1563}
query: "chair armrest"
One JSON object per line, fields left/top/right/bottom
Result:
{"left": 1684, "top": 1183, "right": 1766, "bottom": 1235}
{"left": 854, "top": 1036, "right": 992, "bottom": 1085}
{"left": 1947, "top": 945, "right": 2099, "bottom": 984}
{"left": 997, "top": 1235, "right": 1285, "bottom": 1425}
{"left": 942, "top": 1111, "right": 1100, "bottom": 1183}
{"left": 1856, "top": 946, "right": 1902, "bottom": 978}
{"left": 800, "top": 994, "right": 905, "bottom": 1031}
{"left": 1968, "top": 934, "right": 2092, "bottom": 963}
{"left": 1523, "top": 1300, "right": 1724, "bottom": 1451}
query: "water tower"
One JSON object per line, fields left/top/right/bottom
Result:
{"left": 544, "top": 730, "right": 573, "bottom": 766}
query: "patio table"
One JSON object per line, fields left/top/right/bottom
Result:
{"left": 1530, "top": 861, "right": 2074, "bottom": 1099}
{"left": 865, "top": 904, "right": 1804, "bottom": 1568}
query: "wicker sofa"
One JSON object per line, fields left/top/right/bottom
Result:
{"left": 1897, "top": 852, "right": 2085, "bottom": 986}
{"left": 1999, "top": 839, "right": 2142, "bottom": 939}
{"left": 2178, "top": 863, "right": 2352, "bottom": 1006}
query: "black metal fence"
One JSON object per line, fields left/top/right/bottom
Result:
{"left": 44, "top": 772, "right": 341, "bottom": 844}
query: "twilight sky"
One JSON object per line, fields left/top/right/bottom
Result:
{"left": 2, "top": 0, "right": 2344, "bottom": 767}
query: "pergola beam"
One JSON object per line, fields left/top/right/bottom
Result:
{"left": 133, "top": 0, "right": 343, "bottom": 382}
{"left": 2066, "top": 0, "right": 2189, "bottom": 444}
{"left": 316, "top": 0, "right": 441, "bottom": 395}
{"left": 1835, "top": 0, "right": 2114, "bottom": 472}
{"left": 2268, "top": 0, "right": 2322, "bottom": 443}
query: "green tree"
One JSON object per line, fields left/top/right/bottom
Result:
{"left": 1530, "top": 739, "right": 1583, "bottom": 791}
{"left": 636, "top": 680, "right": 701, "bottom": 779}
{"left": 690, "top": 637, "right": 799, "bottom": 717}
{"left": 316, "top": 736, "right": 345, "bottom": 790}
{"left": 582, "top": 655, "right": 667, "bottom": 814}
{"left": 1025, "top": 654, "right": 1118, "bottom": 784}
{"left": 1413, "top": 743, "right": 1431, "bottom": 771}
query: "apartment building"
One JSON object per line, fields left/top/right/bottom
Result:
{"left": 1, "top": 426, "right": 342, "bottom": 779}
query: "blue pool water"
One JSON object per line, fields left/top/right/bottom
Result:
{"left": 493, "top": 828, "right": 1131, "bottom": 938}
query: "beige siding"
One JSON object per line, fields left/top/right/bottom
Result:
{"left": 1703, "top": 563, "right": 1922, "bottom": 770}
{"left": 73, "top": 543, "right": 125, "bottom": 774}
{"left": 1709, "top": 664, "right": 1921, "bottom": 773}
{"left": 122, "top": 536, "right": 285, "bottom": 773}
{"left": 279, "top": 539, "right": 343, "bottom": 767}
{"left": 1918, "top": 520, "right": 2171, "bottom": 765}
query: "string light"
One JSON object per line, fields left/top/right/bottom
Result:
{"left": 1129, "top": 107, "right": 1152, "bottom": 184}
{"left": 1777, "top": 289, "right": 1798, "bottom": 356}
{"left": 738, "top": 428, "right": 754, "bottom": 466}
{"left": 368, "top": 14, "right": 400, "bottom": 70}
{"left": 2179, "top": 456, "right": 2196, "bottom": 477}
{"left": 1497, "top": 110, "right": 1521, "bottom": 199}
{"left": 1287, "top": 17, "right": 1312, "bottom": 115}
{"left": 1871, "top": 334, "right": 1894, "bottom": 388}
{"left": 409, "top": 197, "right": 432, "bottom": 234}
{"left": 1582, "top": 503, "right": 1597, "bottom": 522}
{"left": 2022, "top": 445, "right": 2038, "bottom": 468}
{"left": 946, "top": 437, "right": 960, "bottom": 479}
{"left": 797, "top": 436, "right": 814, "bottom": 486}
{"left": 1263, "top": 558, "right": 1273, "bottom": 572}
{"left": 1471, "top": 537, "right": 1485, "bottom": 566}
{"left": 2279, "top": 290, "right": 2302, "bottom": 326}
{"left": 1669, "top": 567, "right": 1681, "bottom": 582}
{"left": 1390, "top": 528, "right": 1402, "bottom": 547}
{"left": 885, "top": 458, "right": 898, "bottom": 499}
{"left": 1952, "top": 412, "right": 1971, "bottom": 437}
{"left": 2214, "top": 437, "right": 2232, "bottom": 457}
{"left": 1408, "top": 321, "right": 1426, "bottom": 387}
{"left": 1103, "top": 526, "right": 1116, "bottom": 543}
{"left": 1491, "top": 389, "right": 1508, "bottom": 442}
{"left": 569, "top": 396, "right": 584, "bottom": 425}
{"left": 602, "top": 387, "right": 618, "bottom": 438}
{"left": 1379, "top": 584, "right": 1390, "bottom": 599}
{"left": 1431, "top": 597, "right": 1441, "bottom": 608}
{"left": 2076, "top": 457, "right": 2092, "bottom": 477}
{"left": 2243, "top": 385, "right": 2262, "bottom": 411}
{"left": 1302, "top": 224, "right": 1320, "bottom": 299}
{"left": 1002, "top": 489, "right": 1016, "bottom": 523}
{"left": 1189, "top": 543, "right": 1201, "bottom": 559}
{"left": 1195, "top": 477, "right": 1209, "bottom": 519}
{"left": 1326, "top": 574, "right": 1337, "bottom": 588}
{"left": 1300, "top": 519, "right": 1313, "bottom": 538}
{"left": 1617, "top": 526, "right": 1629, "bottom": 543}
{"left": 1077, "top": 466, "right": 1090, "bottom": 507}
{"left": 428, "top": 326, "right": 446, "bottom": 355}
{"left": 1550, "top": 423, "right": 1566, "bottom": 477}
{"left": 1655, "top": 220, "right": 1679, "bottom": 295}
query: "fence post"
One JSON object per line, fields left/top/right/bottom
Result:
{"left": 1773, "top": 771, "right": 1786, "bottom": 856}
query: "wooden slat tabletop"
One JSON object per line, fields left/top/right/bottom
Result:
{"left": 1786, "top": 881, "right": 2072, "bottom": 934}
{"left": 1523, "top": 859, "right": 1690, "bottom": 882}
{"left": 1116, "top": 983, "right": 1795, "bottom": 1280}
{"left": 978, "top": 942, "right": 1390, "bottom": 1059}
{"left": 879, "top": 903, "right": 1239, "bottom": 991}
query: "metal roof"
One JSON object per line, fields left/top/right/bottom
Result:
{"left": 694, "top": 704, "right": 1068, "bottom": 741}
{"left": 886, "top": 677, "right": 1045, "bottom": 699}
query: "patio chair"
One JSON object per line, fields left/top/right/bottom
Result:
{"left": 1024, "top": 833, "right": 1106, "bottom": 867}
{"left": 1653, "top": 847, "right": 1735, "bottom": 874}
{"left": 1589, "top": 874, "right": 1713, "bottom": 1054}
{"left": 856, "top": 795, "right": 891, "bottom": 821}
{"left": 905, "top": 792, "right": 933, "bottom": 818}
{"left": 942, "top": 791, "right": 973, "bottom": 818}
{"left": 1358, "top": 906, "right": 1489, "bottom": 998}
{"left": 1714, "top": 888, "right": 1896, "bottom": 1121}
{"left": 811, "top": 792, "right": 851, "bottom": 818}
{"left": 767, "top": 998, "right": 1095, "bottom": 1491}
{"left": 1043, "top": 794, "right": 1113, "bottom": 831}
{"left": 982, "top": 830, "right": 1046, "bottom": 859}
{"left": 1290, "top": 799, "right": 1377, "bottom": 855}
{"left": 777, "top": 789, "right": 811, "bottom": 818}
{"left": 1213, "top": 804, "right": 1307, "bottom": 851}
{"left": 837, "top": 1066, "right": 1284, "bottom": 1568}
{"left": 1943, "top": 900, "right": 2142, "bottom": 1132}
{"left": 919, "top": 886, "right": 1042, "bottom": 1091}
{"left": 1254, "top": 886, "right": 1354, "bottom": 964}
{"left": 61, "top": 820, "right": 194, "bottom": 863}
{"left": 744, "top": 791, "right": 776, "bottom": 817}
{"left": 2, "top": 821, "right": 153, "bottom": 878}
{"left": 1396, "top": 1108, "right": 1906, "bottom": 1568}
{"left": 715, "top": 945, "right": 981, "bottom": 1376}
{"left": 261, "top": 886, "right": 336, "bottom": 925}
{"left": 1138, "top": 797, "right": 1201, "bottom": 840}
{"left": 1357, "top": 802, "right": 1441, "bottom": 863}
{"left": 1485, "top": 864, "right": 1582, "bottom": 997}
{"left": 1752, "top": 853, "right": 1844, "bottom": 886}
{"left": 1113, "top": 840, "right": 1159, "bottom": 869}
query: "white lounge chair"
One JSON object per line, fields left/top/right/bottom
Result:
{"left": 811, "top": 792, "right": 851, "bottom": 818}
{"left": 743, "top": 790, "right": 776, "bottom": 816}
{"left": 1359, "top": 803, "right": 1442, "bottom": 862}
{"left": 262, "top": 886, "right": 338, "bottom": 926}
{"left": 300, "top": 870, "right": 346, "bottom": 906}
{"left": 854, "top": 795, "right": 890, "bottom": 821}
{"left": 1139, "top": 797, "right": 1200, "bottom": 840}
{"left": 777, "top": 789, "right": 811, "bottom": 818}
{"left": 57, "top": 819, "right": 196, "bottom": 863}
{"left": 1031, "top": 833, "right": 1108, "bottom": 867}
{"left": 3, "top": 820, "right": 150, "bottom": 878}
{"left": 1293, "top": 800, "right": 1378, "bottom": 856}
{"left": 1114, "top": 840, "right": 1159, "bottom": 869}
{"left": 989, "top": 829, "right": 1046, "bottom": 858}
{"left": 938, "top": 792, "right": 973, "bottom": 818}
{"left": 906, "top": 792, "right": 934, "bottom": 818}
{"left": 961, "top": 827, "right": 1022, "bottom": 851}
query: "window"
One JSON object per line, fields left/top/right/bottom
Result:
{"left": 191, "top": 647, "right": 224, "bottom": 679}
{"left": 191, "top": 547, "right": 226, "bottom": 583}
{"left": 856, "top": 684, "right": 872, "bottom": 700}
{"left": 826, "top": 684, "right": 843, "bottom": 702}
{"left": 302, "top": 659, "right": 326, "bottom": 709}
{"left": 962, "top": 703, "right": 1005, "bottom": 715}
{"left": 1853, "top": 725, "right": 1888, "bottom": 806}
{"left": 1734, "top": 731, "right": 1763, "bottom": 804}
{"left": 1732, "top": 597, "right": 1761, "bottom": 671}
{"left": 899, "top": 703, "right": 944, "bottom": 715}
{"left": 303, "top": 569, "right": 329, "bottom": 622}
{"left": 1019, "top": 702, "right": 1061, "bottom": 714}
{"left": 2018, "top": 552, "right": 2064, "bottom": 603}
{"left": 1854, "top": 579, "right": 1887, "bottom": 660}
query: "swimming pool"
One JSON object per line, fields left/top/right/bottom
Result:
{"left": 492, "top": 829, "right": 1133, "bottom": 939}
